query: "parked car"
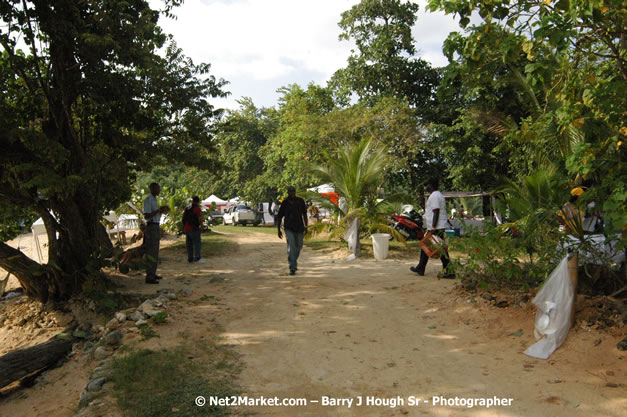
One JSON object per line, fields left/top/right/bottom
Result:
{"left": 204, "top": 209, "right": 223, "bottom": 226}
{"left": 223, "top": 205, "right": 259, "bottom": 226}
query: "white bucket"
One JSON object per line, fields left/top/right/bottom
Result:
{"left": 371, "top": 233, "right": 391, "bottom": 260}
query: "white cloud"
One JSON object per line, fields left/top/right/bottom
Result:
{"left": 150, "top": 0, "right": 465, "bottom": 109}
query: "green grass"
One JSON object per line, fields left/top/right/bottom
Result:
{"left": 137, "top": 323, "right": 159, "bottom": 341}
{"left": 110, "top": 343, "right": 239, "bottom": 417}
{"left": 212, "top": 224, "right": 277, "bottom": 235}
{"left": 165, "top": 230, "right": 238, "bottom": 258}
{"left": 305, "top": 233, "right": 420, "bottom": 258}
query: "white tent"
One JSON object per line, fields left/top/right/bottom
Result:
{"left": 307, "top": 183, "right": 335, "bottom": 193}
{"left": 202, "top": 194, "right": 227, "bottom": 206}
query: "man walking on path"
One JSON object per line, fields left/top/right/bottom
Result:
{"left": 184, "top": 196, "right": 204, "bottom": 263}
{"left": 410, "top": 178, "right": 455, "bottom": 278}
{"left": 277, "top": 186, "right": 308, "bottom": 275}
{"left": 143, "top": 182, "right": 170, "bottom": 284}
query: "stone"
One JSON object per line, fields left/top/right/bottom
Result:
{"left": 182, "top": 288, "right": 193, "bottom": 297}
{"left": 115, "top": 312, "right": 127, "bottom": 322}
{"left": 93, "top": 347, "right": 110, "bottom": 361}
{"left": 130, "top": 311, "right": 145, "bottom": 322}
{"left": 97, "top": 358, "right": 113, "bottom": 369}
{"left": 617, "top": 337, "right": 627, "bottom": 351}
{"left": 86, "top": 377, "right": 107, "bottom": 392}
{"left": 91, "top": 368, "right": 114, "bottom": 380}
{"left": 156, "top": 295, "right": 170, "bottom": 304}
{"left": 105, "top": 318, "right": 119, "bottom": 330}
{"left": 78, "top": 390, "right": 99, "bottom": 408}
{"left": 82, "top": 341, "right": 95, "bottom": 353}
{"left": 481, "top": 293, "right": 496, "bottom": 301}
{"left": 104, "top": 330, "right": 124, "bottom": 346}
{"left": 165, "top": 292, "right": 177, "bottom": 300}
{"left": 135, "top": 319, "right": 148, "bottom": 326}
{"left": 139, "top": 301, "right": 160, "bottom": 318}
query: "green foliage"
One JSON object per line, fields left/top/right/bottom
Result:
{"left": 137, "top": 323, "right": 159, "bottom": 341}
{"left": 308, "top": 137, "right": 408, "bottom": 243}
{"left": 449, "top": 224, "right": 556, "bottom": 287}
{"left": 81, "top": 276, "right": 119, "bottom": 313}
{"left": 497, "top": 168, "right": 566, "bottom": 264}
{"left": 212, "top": 98, "right": 279, "bottom": 202}
{"left": 0, "top": 204, "right": 38, "bottom": 242}
{"left": 429, "top": 0, "right": 626, "bottom": 262}
{"left": 258, "top": 84, "right": 337, "bottom": 194}
{"left": 332, "top": 0, "right": 440, "bottom": 119}
{"left": 0, "top": 0, "right": 228, "bottom": 301}
{"left": 151, "top": 312, "right": 167, "bottom": 324}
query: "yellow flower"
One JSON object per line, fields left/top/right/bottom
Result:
{"left": 570, "top": 187, "right": 584, "bottom": 196}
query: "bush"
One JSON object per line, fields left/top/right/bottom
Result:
{"left": 448, "top": 223, "right": 559, "bottom": 288}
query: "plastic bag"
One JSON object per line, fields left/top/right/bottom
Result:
{"left": 524, "top": 255, "right": 574, "bottom": 359}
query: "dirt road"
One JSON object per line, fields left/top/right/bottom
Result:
{"left": 1, "top": 230, "right": 625, "bottom": 417}
{"left": 173, "top": 231, "right": 625, "bottom": 417}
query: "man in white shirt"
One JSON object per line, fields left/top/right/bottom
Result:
{"left": 143, "top": 182, "right": 170, "bottom": 284}
{"left": 410, "top": 178, "right": 454, "bottom": 278}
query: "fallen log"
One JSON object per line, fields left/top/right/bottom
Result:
{"left": 0, "top": 333, "right": 73, "bottom": 389}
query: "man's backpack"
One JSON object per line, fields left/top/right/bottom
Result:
{"left": 182, "top": 205, "right": 199, "bottom": 229}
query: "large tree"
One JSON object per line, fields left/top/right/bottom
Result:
{"left": 212, "top": 97, "right": 278, "bottom": 203}
{"left": 331, "top": 0, "right": 439, "bottom": 119}
{"left": 0, "top": 0, "right": 228, "bottom": 302}
{"left": 428, "top": 0, "right": 626, "bottom": 238}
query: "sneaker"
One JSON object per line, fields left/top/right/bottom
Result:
{"left": 195, "top": 259, "right": 206, "bottom": 264}
{"left": 289, "top": 270, "right": 296, "bottom": 276}
{"left": 145, "top": 278, "right": 159, "bottom": 284}
{"left": 409, "top": 266, "right": 424, "bottom": 276}
{"left": 155, "top": 275, "right": 163, "bottom": 280}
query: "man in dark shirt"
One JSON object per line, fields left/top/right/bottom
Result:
{"left": 277, "top": 186, "right": 308, "bottom": 275}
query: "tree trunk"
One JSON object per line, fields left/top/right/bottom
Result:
{"left": 0, "top": 334, "right": 73, "bottom": 389}
{"left": 0, "top": 242, "right": 53, "bottom": 301}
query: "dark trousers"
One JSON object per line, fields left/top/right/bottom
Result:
{"left": 285, "top": 229, "right": 304, "bottom": 272}
{"left": 185, "top": 229, "right": 202, "bottom": 262}
{"left": 415, "top": 229, "right": 450, "bottom": 274}
{"left": 144, "top": 223, "right": 161, "bottom": 279}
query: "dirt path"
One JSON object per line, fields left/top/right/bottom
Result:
{"left": 199, "top": 232, "right": 625, "bottom": 417}
{"left": 0, "top": 230, "right": 625, "bottom": 416}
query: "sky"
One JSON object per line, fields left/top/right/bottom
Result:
{"left": 150, "top": 0, "right": 464, "bottom": 110}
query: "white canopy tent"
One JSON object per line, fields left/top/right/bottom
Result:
{"left": 307, "top": 183, "right": 335, "bottom": 193}
{"left": 202, "top": 194, "right": 229, "bottom": 211}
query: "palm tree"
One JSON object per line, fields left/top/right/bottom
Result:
{"left": 497, "top": 167, "right": 569, "bottom": 264}
{"left": 305, "top": 137, "right": 406, "bottom": 254}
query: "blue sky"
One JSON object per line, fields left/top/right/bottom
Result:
{"left": 151, "top": 0, "right": 464, "bottom": 110}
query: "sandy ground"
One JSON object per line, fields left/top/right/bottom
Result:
{"left": 0, "top": 230, "right": 625, "bottom": 417}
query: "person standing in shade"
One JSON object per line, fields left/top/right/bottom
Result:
{"left": 277, "top": 186, "right": 308, "bottom": 275}
{"left": 143, "top": 183, "right": 170, "bottom": 284}
{"left": 410, "top": 178, "right": 455, "bottom": 278}
{"left": 184, "top": 196, "right": 204, "bottom": 263}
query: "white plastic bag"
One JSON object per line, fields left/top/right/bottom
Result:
{"left": 524, "top": 255, "right": 574, "bottom": 359}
